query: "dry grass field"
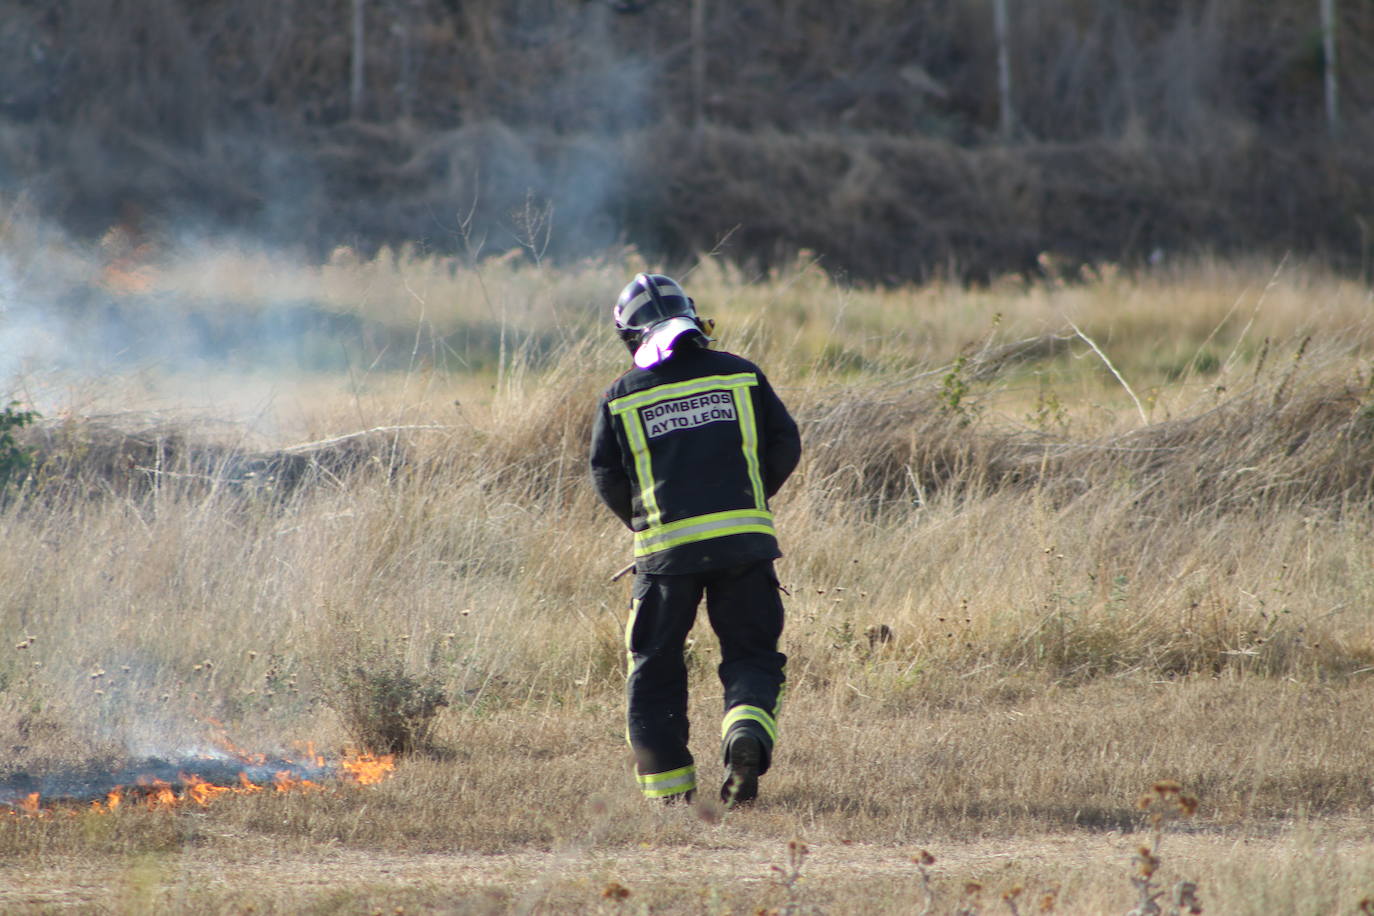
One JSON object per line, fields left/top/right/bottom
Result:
{"left": 3, "top": 232, "right": 1374, "bottom": 913}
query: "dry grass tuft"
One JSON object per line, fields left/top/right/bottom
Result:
{"left": 801, "top": 340, "right": 1374, "bottom": 516}
{"left": 13, "top": 414, "right": 411, "bottom": 505}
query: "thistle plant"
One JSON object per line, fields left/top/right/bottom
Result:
{"left": 955, "top": 880, "right": 983, "bottom": 916}
{"left": 1128, "top": 781, "right": 1202, "bottom": 916}
{"left": 913, "top": 849, "right": 938, "bottom": 915}
{"left": 598, "top": 880, "right": 634, "bottom": 914}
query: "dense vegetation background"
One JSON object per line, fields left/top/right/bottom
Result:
{"left": 2, "top": 0, "right": 1372, "bottom": 280}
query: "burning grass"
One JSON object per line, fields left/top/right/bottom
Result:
{"left": 1, "top": 746, "right": 395, "bottom": 816}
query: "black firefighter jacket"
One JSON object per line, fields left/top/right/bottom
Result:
{"left": 590, "top": 343, "right": 802, "bottom": 575}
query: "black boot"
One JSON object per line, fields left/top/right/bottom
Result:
{"left": 720, "top": 733, "right": 762, "bottom": 808}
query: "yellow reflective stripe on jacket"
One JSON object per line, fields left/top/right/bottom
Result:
{"left": 636, "top": 764, "right": 697, "bottom": 798}
{"left": 608, "top": 373, "right": 757, "bottom": 414}
{"left": 618, "top": 401, "right": 663, "bottom": 528}
{"left": 633, "top": 509, "right": 775, "bottom": 557}
{"left": 731, "top": 383, "right": 767, "bottom": 508}
{"left": 610, "top": 372, "right": 768, "bottom": 556}
{"left": 722, "top": 705, "right": 779, "bottom": 744}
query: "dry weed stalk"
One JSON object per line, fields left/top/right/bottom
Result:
{"left": 597, "top": 880, "right": 637, "bottom": 915}
{"left": 912, "top": 849, "right": 939, "bottom": 915}
{"left": 955, "top": 879, "right": 983, "bottom": 916}
{"left": 914, "top": 850, "right": 1053, "bottom": 916}
{"left": 770, "top": 838, "right": 814, "bottom": 916}
{"left": 1128, "top": 781, "right": 1202, "bottom": 916}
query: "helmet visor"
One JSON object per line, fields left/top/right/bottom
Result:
{"left": 633, "top": 317, "right": 701, "bottom": 369}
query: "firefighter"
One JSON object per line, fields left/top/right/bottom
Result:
{"left": 589, "top": 273, "right": 802, "bottom": 807}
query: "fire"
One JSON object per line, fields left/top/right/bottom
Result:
{"left": 207, "top": 720, "right": 270, "bottom": 766}
{"left": 185, "top": 775, "right": 235, "bottom": 806}
{"left": 339, "top": 753, "right": 396, "bottom": 786}
{"left": 272, "top": 771, "right": 323, "bottom": 794}
{"left": 100, "top": 262, "right": 157, "bottom": 295}
{"left": 96, "top": 789, "right": 122, "bottom": 813}
{"left": 143, "top": 779, "right": 178, "bottom": 810}
{"left": 5, "top": 745, "right": 396, "bottom": 816}
{"left": 97, "top": 210, "right": 160, "bottom": 295}
{"left": 299, "top": 742, "right": 326, "bottom": 768}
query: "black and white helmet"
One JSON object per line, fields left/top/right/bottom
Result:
{"left": 613, "top": 273, "right": 708, "bottom": 368}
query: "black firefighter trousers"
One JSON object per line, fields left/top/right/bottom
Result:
{"left": 625, "top": 559, "right": 786, "bottom": 800}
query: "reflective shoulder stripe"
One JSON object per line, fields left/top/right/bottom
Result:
{"left": 636, "top": 765, "right": 697, "bottom": 798}
{"left": 633, "top": 509, "right": 774, "bottom": 557}
{"left": 608, "top": 373, "right": 757, "bottom": 415}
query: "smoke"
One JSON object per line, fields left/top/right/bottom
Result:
{"left": 0, "top": 239, "right": 283, "bottom": 418}
{"left": 0, "top": 1, "right": 664, "bottom": 423}
{"left": 0, "top": 216, "right": 109, "bottom": 386}
{"left": 0, "top": 1, "right": 660, "bottom": 263}
{"left": 0, "top": 264, "right": 62, "bottom": 386}
{"left": 0, "top": 4, "right": 665, "bottom": 780}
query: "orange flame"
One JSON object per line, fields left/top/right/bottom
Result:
{"left": 339, "top": 754, "right": 396, "bottom": 786}
{"left": 184, "top": 775, "right": 234, "bottom": 806}
{"left": 297, "top": 741, "right": 326, "bottom": 769}
{"left": 97, "top": 213, "right": 159, "bottom": 295}
{"left": 100, "top": 263, "right": 157, "bottom": 295}
{"left": 144, "top": 779, "right": 177, "bottom": 810}
{"left": 10, "top": 747, "right": 396, "bottom": 815}
{"left": 272, "top": 770, "right": 323, "bottom": 794}
{"left": 207, "top": 721, "right": 269, "bottom": 766}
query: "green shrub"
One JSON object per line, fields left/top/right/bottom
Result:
{"left": 0, "top": 402, "right": 39, "bottom": 492}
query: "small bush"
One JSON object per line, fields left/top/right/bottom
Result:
{"left": 325, "top": 651, "right": 449, "bottom": 757}
{"left": 0, "top": 402, "right": 40, "bottom": 493}
{"left": 324, "top": 650, "right": 447, "bottom": 758}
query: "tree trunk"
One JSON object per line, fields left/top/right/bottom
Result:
{"left": 993, "top": 0, "right": 1013, "bottom": 141}
{"left": 1322, "top": 0, "right": 1340, "bottom": 137}
{"left": 691, "top": 0, "right": 707, "bottom": 131}
{"left": 350, "top": 0, "right": 366, "bottom": 120}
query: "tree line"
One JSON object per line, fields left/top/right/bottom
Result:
{"left": 2, "top": 0, "right": 1370, "bottom": 280}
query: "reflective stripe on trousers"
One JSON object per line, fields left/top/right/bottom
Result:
{"left": 722, "top": 704, "right": 780, "bottom": 745}
{"left": 636, "top": 764, "right": 696, "bottom": 799}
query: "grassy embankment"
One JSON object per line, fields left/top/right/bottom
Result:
{"left": 3, "top": 243, "right": 1374, "bottom": 913}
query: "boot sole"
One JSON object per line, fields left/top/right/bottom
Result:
{"left": 721, "top": 735, "right": 761, "bottom": 808}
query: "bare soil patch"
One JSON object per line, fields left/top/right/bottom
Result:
{"left": 3, "top": 824, "right": 1373, "bottom": 914}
